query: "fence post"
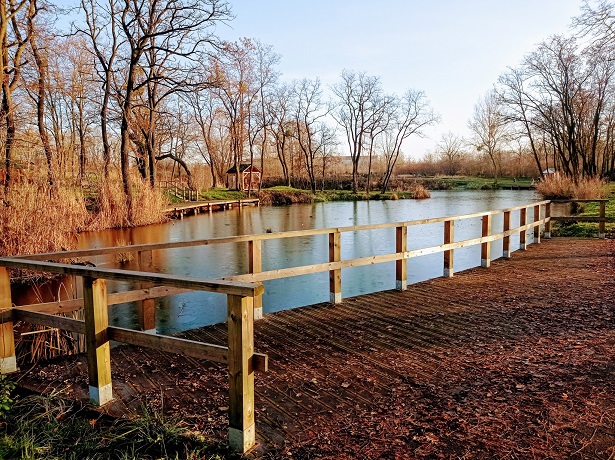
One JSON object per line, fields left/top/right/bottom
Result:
{"left": 138, "top": 251, "right": 156, "bottom": 333}
{"left": 0, "top": 267, "right": 16, "bottom": 374}
{"left": 481, "top": 214, "right": 492, "bottom": 268}
{"left": 443, "top": 220, "right": 454, "bottom": 277}
{"left": 519, "top": 207, "right": 527, "bottom": 250}
{"left": 329, "top": 231, "right": 342, "bottom": 303}
{"left": 502, "top": 211, "right": 511, "bottom": 259}
{"left": 544, "top": 202, "right": 551, "bottom": 238}
{"left": 396, "top": 226, "right": 407, "bottom": 290}
{"left": 599, "top": 201, "right": 606, "bottom": 239}
{"left": 248, "top": 240, "right": 263, "bottom": 320}
{"left": 227, "top": 294, "right": 255, "bottom": 453}
{"left": 533, "top": 205, "right": 541, "bottom": 244}
{"left": 83, "top": 276, "right": 113, "bottom": 405}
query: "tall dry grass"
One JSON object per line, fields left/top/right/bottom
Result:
{"left": 535, "top": 174, "right": 610, "bottom": 200}
{"left": 87, "top": 179, "right": 167, "bottom": 230}
{"left": 0, "top": 178, "right": 168, "bottom": 259}
{"left": 0, "top": 183, "right": 89, "bottom": 258}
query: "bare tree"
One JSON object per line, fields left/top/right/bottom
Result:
{"left": 468, "top": 90, "right": 510, "bottom": 183}
{"left": 291, "top": 77, "right": 329, "bottom": 193}
{"left": 437, "top": 131, "right": 464, "bottom": 175}
{"left": 269, "top": 83, "right": 293, "bottom": 186}
{"left": 115, "top": 0, "right": 230, "bottom": 213}
{"left": 380, "top": 90, "right": 438, "bottom": 192}
{"left": 78, "top": 0, "right": 121, "bottom": 181}
{"left": 332, "top": 70, "right": 383, "bottom": 192}
{"left": 1, "top": 0, "right": 35, "bottom": 192}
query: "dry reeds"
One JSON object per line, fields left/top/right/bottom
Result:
{"left": 87, "top": 179, "right": 168, "bottom": 230}
{"left": 535, "top": 174, "right": 610, "bottom": 200}
{"left": 408, "top": 183, "right": 431, "bottom": 199}
{"left": 0, "top": 183, "right": 89, "bottom": 259}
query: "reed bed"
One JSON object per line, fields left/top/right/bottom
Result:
{"left": 535, "top": 174, "right": 610, "bottom": 199}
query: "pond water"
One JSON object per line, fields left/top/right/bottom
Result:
{"left": 15, "top": 190, "right": 541, "bottom": 334}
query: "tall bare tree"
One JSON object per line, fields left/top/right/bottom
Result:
{"left": 380, "top": 90, "right": 438, "bottom": 192}
{"left": 332, "top": 70, "right": 383, "bottom": 192}
{"left": 291, "top": 78, "right": 329, "bottom": 194}
{"left": 468, "top": 90, "right": 510, "bottom": 183}
{"left": 1, "top": 0, "right": 35, "bottom": 192}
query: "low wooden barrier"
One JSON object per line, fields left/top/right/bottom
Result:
{"left": 0, "top": 197, "right": 608, "bottom": 453}
{"left": 549, "top": 199, "right": 610, "bottom": 239}
{"left": 0, "top": 261, "right": 265, "bottom": 453}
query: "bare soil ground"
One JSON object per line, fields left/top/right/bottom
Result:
{"left": 12, "top": 238, "right": 615, "bottom": 459}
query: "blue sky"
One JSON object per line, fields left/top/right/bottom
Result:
{"left": 217, "top": 0, "right": 584, "bottom": 159}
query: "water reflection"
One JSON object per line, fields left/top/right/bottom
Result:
{"left": 14, "top": 190, "right": 540, "bottom": 334}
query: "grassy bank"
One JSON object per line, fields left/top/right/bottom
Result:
{"left": 0, "top": 381, "right": 233, "bottom": 460}
{"left": 409, "top": 175, "right": 534, "bottom": 190}
{"left": 548, "top": 183, "right": 615, "bottom": 237}
{"left": 192, "top": 184, "right": 431, "bottom": 206}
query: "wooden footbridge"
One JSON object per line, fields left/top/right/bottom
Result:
{"left": 165, "top": 198, "right": 260, "bottom": 218}
{"left": 0, "top": 199, "right": 612, "bottom": 456}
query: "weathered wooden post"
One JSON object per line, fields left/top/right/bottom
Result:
{"left": 396, "top": 225, "right": 407, "bottom": 290}
{"left": 83, "top": 277, "right": 113, "bottom": 405}
{"left": 248, "top": 240, "right": 263, "bottom": 320}
{"left": 519, "top": 207, "right": 527, "bottom": 250}
{"left": 0, "top": 267, "right": 16, "bottom": 373}
{"left": 502, "top": 211, "right": 511, "bottom": 259}
{"left": 443, "top": 220, "right": 454, "bottom": 277}
{"left": 227, "top": 294, "right": 255, "bottom": 453}
{"left": 329, "top": 231, "right": 342, "bottom": 303}
{"left": 138, "top": 251, "right": 156, "bottom": 333}
{"left": 481, "top": 214, "right": 492, "bottom": 268}
{"left": 533, "top": 205, "right": 541, "bottom": 244}
{"left": 544, "top": 202, "right": 552, "bottom": 238}
{"left": 599, "top": 201, "right": 606, "bottom": 239}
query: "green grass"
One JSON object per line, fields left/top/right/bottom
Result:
{"left": 425, "top": 176, "right": 534, "bottom": 190}
{"left": 0, "top": 387, "right": 235, "bottom": 460}
{"left": 550, "top": 183, "right": 615, "bottom": 237}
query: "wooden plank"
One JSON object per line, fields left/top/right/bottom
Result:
{"left": 443, "top": 220, "right": 454, "bottom": 277}
{"left": 13, "top": 309, "right": 85, "bottom": 334}
{"left": 107, "top": 326, "right": 267, "bottom": 373}
{"left": 329, "top": 232, "right": 342, "bottom": 304}
{"left": 0, "top": 258, "right": 263, "bottom": 298}
{"left": 396, "top": 226, "right": 408, "bottom": 290}
{"left": 16, "top": 286, "right": 191, "bottom": 315}
{"left": 600, "top": 201, "right": 606, "bottom": 239}
{"left": 520, "top": 207, "right": 527, "bottom": 250}
{"left": 533, "top": 205, "right": 541, "bottom": 243}
{"left": 248, "top": 240, "right": 264, "bottom": 320}
{"left": 0, "top": 267, "right": 16, "bottom": 373}
{"left": 227, "top": 294, "right": 256, "bottom": 453}
{"left": 223, "top": 220, "right": 548, "bottom": 283}
{"left": 550, "top": 216, "right": 611, "bottom": 223}
{"left": 481, "top": 215, "right": 492, "bottom": 268}
{"left": 503, "top": 211, "right": 511, "bottom": 259}
{"left": 544, "top": 202, "right": 551, "bottom": 238}
{"left": 83, "top": 277, "right": 113, "bottom": 406}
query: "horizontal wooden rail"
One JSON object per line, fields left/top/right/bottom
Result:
{"left": 17, "top": 286, "right": 191, "bottom": 315}
{"left": 223, "top": 218, "right": 548, "bottom": 283}
{"left": 4, "top": 307, "right": 267, "bottom": 373}
{"left": 0, "top": 258, "right": 262, "bottom": 297}
{"left": 14, "top": 200, "right": 551, "bottom": 261}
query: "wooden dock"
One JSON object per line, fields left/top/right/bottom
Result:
{"left": 12, "top": 238, "right": 615, "bottom": 458}
{"left": 164, "top": 198, "right": 259, "bottom": 218}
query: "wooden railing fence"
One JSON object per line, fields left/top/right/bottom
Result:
{"left": 0, "top": 197, "right": 609, "bottom": 453}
